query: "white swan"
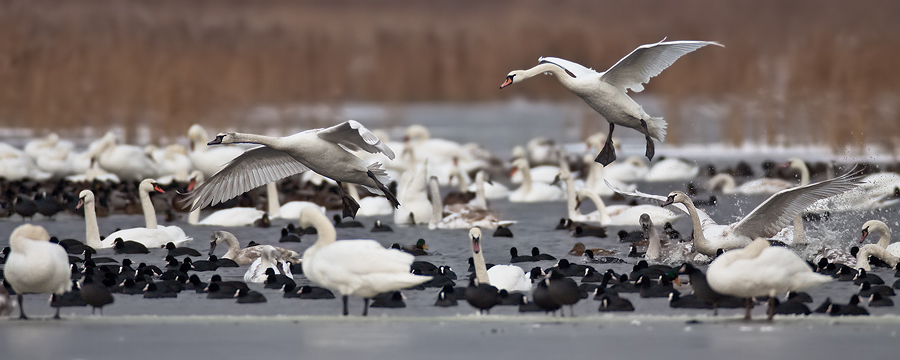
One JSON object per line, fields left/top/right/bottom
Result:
{"left": 345, "top": 182, "right": 393, "bottom": 217}
{"left": 609, "top": 168, "right": 863, "bottom": 256}
{"left": 604, "top": 155, "right": 649, "bottom": 183}
{"left": 508, "top": 158, "right": 565, "bottom": 202}
{"left": 185, "top": 120, "right": 399, "bottom": 219}
{"left": 0, "top": 142, "right": 51, "bottom": 181}
{"left": 184, "top": 170, "right": 264, "bottom": 226}
{"left": 299, "top": 207, "right": 432, "bottom": 316}
{"left": 510, "top": 163, "right": 560, "bottom": 185}
{"left": 501, "top": 40, "right": 722, "bottom": 165}
{"left": 3, "top": 224, "right": 71, "bottom": 319}
{"left": 468, "top": 227, "right": 531, "bottom": 292}
{"left": 393, "top": 163, "right": 433, "bottom": 225}
{"left": 645, "top": 158, "right": 699, "bottom": 182}
{"left": 76, "top": 189, "right": 116, "bottom": 249}
{"left": 855, "top": 244, "right": 900, "bottom": 271}
{"left": 88, "top": 132, "right": 159, "bottom": 182}
{"left": 707, "top": 158, "right": 807, "bottom": 195}
{"left": 860, "top": 220, "right": 900, "bottom": 257}
{"left": 148, "top": 144, "right": 193, "bottom": 184}
{"left": 188, "top": 124, "right": 246, "bottom": 179}
{"left": 209, "top": 230, "right": 300, "bottom": 265}
{"left": 583, "top": 154, "right": 636, "bottom": 196}
{"left": 105, "top": 179, "right": 192, "bottom": 248}
{"left": 243, "top": 245, "right": 293, "bottom": 283}
{"left": 429, "top": 176, "right": 510, "bottom": 230}
{"left": 811, "top": 172, "right": 900, "bottom": 211}
{"left": 707, "top": 238, "right": 832, "bottom": 320}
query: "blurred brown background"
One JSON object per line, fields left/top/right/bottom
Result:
{"left": 0, "top": 0, "right": 898, "bottom": 149}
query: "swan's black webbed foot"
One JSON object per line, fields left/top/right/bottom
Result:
{"left": 336, "top": 181, "right": 360, "bottom": 219}
{"left": 640, "top": 119, "right": 655, "bottom": 162}
{"left": 367, "top": 170, "right": 401, "bottom": 209}
{"left": 594, "top": 123, "right": 617, "bottom": 166}
{"left": 362, "top": 298, "right": 370, "bottom": 316}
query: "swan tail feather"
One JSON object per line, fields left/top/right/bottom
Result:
{"left": 646, "top": 117, "right": 667, "bottom": 142}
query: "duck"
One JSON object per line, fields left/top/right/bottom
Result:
{"left": 209, "top": 231, "right": 300, "bottom": 266}
{"left": 299, "top": 206, "right": 432, "bottom": 316}
{"left": 80, "top": 276, "right": 114, "bottom": 315}
{"left": 706, "top": 238, "right": 833, "bottom": 320}
{"left": 508, "top": 158, "right": 565, "bottom": 202}
{"left": 243, "top": 245, "right": 293, "bottom": 283}
{"left": 100, "top": 180, "right": 192, "bottom": 249}
{"left": 468, "top": 227, "right": 532, "bottom": 292}
{"left": 500, "top": 40, "right": 721, "bottom": 165}
{"left": 859, "top": 220, "right": 900, "bottom": 257}
{"left": 3, "top": 224, "right": 71, "bottom": 319}
{"left": 401, "top": 239, "right": 429, "bottom": 256}
{"left": 610, "top": 168, "right": 863, "bottom": 256}
{"left": 184, "top": 120, "right": 399, "bottom": 219}
{"left": 568, "top": 242, "right": 614, "bottom": 257}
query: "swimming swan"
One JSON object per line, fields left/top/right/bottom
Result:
{"left": 209, "top": 230, "right": 300, "bottom": 265}
{"left": 468, "top": 227, "right": 532, "bottom": 292}
{"left": 243, "top": 245, "right": 293, "bottom": 283}
{"left": 501, "top": 40, "right": 722, "bottom": 165}
{"left": 185, "top": 120, "right": 399, "bottom": 219}
{"left": 85, "top": 180, "right": 191, "bottom": 249}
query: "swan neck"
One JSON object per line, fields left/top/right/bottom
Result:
{"left": 452, "top": 167, "right": 469, "bottom": 192}
{"left": 586, "top": 191, "right": 612, "bottom": 224}
{"left": 472, "top": 245, "right": 490, "bottom": 285}
{"left": 84, "top": 198, "right": 102, "bottom": 248}
{"left": 793, "top": 215, "right": 806, "bottom": 244}
{"left": 857, "top": 244, "right": 899, "bottom": 271}
{"left": 140, "top": 187, "right": 158, "bottom": 229}
{"left": 473, "top": 172, "right": 487, "bottom": 210}
{"left": 681, "top": 199, "right": 709, "bottom": 252}
{"left": 519, "top": 163, "right": 533, "bottom": 193}
{"left": 565, "top": 176, "right": 579, "bottom": 219}
{"left": 308, "top": 212, "right": 337, "bottom": 250}
{"left": 709, "top": 174, "right": 735, "bottom": 193}
{"left": 228, "top": 133, "right": 280, "bottom": 147}
{"left": 798, "top": 164, "right": 810, "bottom": 186}
{"left": 586, "top": 161, "right": 605, "bottom": 188}
{"left": 876, "top": 224, "right": 891, "bottom": 248}
{"left": 266, "top": 182, "right": 281, "bottom": 218}
{"left": 429, "top": 178, "right": 443, "bottom": 229}
{"left": 524, "top": 63, "right": 576, "bottom": 88}
{"left": 222, "top": 234, "right": 240, "bottom": 259}
{"left": 647, "top": 228, "right": 661, "bottom": 260}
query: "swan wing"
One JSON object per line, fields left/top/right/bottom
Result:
{"left": 733, "top": 168, "right": 864, "bottom": 238}
{"left": 186, "top": 146, "right": 309, "bottom": 211}
{"left": 316, "top": 120, "right": 395, "bottom": 160}
{"left": 538, "top": 57, "right": 597, "bottom": 78}
{"left": 604, "top": 180, "right": 690, "bottom": 214}
{"left": 600, "top": 40, "right": 722, "bottom": 93}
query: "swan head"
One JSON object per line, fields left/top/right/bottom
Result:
{"left": 208, "top": 132, "right": 235, "bottom": 145}
{"left": 403, "top": 125, "right": 430, "bottom": 143}
{"left": 139, "top": 179, "right": 165, "bottom": 194}
{"left": 661, "top": 191, "right": 690, "bottom": 207}
{"left": 76, "top": 190, "right": 94, "bottom": 209}
{"left": 500, "top": 70, "right": 526, "bottom": 89}
{"left": 469, "top": 227, "right": 483, "bottom": 254}
{"left": 860, "top": 220, "right": 889, "bottom": 243}
{"left": 208, "top": 231, "right": 230, "bottom": 256}
{"left": 639, "top": 213, "right": 653, "bottom": 232}
{"left": 9, "top": 224, "right": 51, "bottom": 249}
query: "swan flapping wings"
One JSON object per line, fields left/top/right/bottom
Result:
{"left": 600, "top": 40, "right": 723, "bottom": 93}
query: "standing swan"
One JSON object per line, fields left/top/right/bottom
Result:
{"left": 500, "top": 40, "right": 722, "bottom": 165}
{"left": 185, "top": 120, "right": 399, "bottom": 219}
{"left": 299, "top": 207, "right": 432, "bottom": 316}
{"left": 4, "top": 224, "right": 71, "bottom": 319}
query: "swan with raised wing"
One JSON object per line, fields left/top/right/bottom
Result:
{"left": 608, "top": 168, "right": 864, "bottom": 256}
{"left": 184, "top": 120, "right": 399, "bottom": 219}
{"left": 501, "top": 40, "right": 722, "bottom": 165}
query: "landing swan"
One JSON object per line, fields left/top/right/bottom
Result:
{"left": 3, "top": 224, "right": 71, "bottom": 319}
{"left": 508, "top": 158, "right": 565, "bottom": 202}
{"left": 501, "top": 40, "right": 722, "bottom": 165}
{"left": 859, "top": 220, "right": 900, "bottom": 257}
{"left": 299, "top": 207, "right": 432, "bottom": 316}
{"left": 468, "top": 228, "right": 532, "bottom": 292}
{"left": 608, "top": 168, "right": 863, "bottom": 256}
{"left": 185, "top": 120, "right": 399, "bottom": 219}
{"left": 209, "top": 230, "right": 300, "bottom": 265}
{"left": 243, "top": 245, "right": 293, "bottom": 283}
{"left": 707, "top": 238, "right": 831, "bottom": 320}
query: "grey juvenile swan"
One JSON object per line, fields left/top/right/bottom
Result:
{"left": 501, "top": 40, "right": 722, "bottom": 165}
{"left": 185, "top": 120, "right": 399, "bottom": 218}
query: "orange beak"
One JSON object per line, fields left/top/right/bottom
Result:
{"left": 187, "top": 178, "right": 196, "bottom": 192}
{"left": 153, "top": 184, "right": 165, "bottom": 193}
{"left": 500, "top": 76, "right": 514, "bottom": 89}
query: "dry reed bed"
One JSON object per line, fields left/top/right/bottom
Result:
{"left": 0, "top": 0, "right": 897, "bottom": 150}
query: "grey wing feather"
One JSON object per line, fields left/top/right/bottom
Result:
{"left": 604, "top": 180, "right": 690, "bottom": 214}
{"left": 732, "top": 167, "right": 865, "bottom": 238}
{"left": 316, "top": 120, "right": 395, "bottom": 160}
{"left": 600, "top": 40, "right": 723, "bottom": 93}
{"left": 184, "top": 146, "right": 309, "bottom": 211}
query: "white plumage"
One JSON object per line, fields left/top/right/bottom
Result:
{"left": 3, "top": 224, "right": 71, "bottom": 319}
